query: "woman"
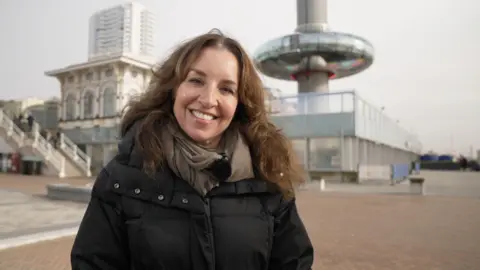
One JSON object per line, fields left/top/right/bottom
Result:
{"left": 71, "top": 30, "right": 314, "bottom": 270}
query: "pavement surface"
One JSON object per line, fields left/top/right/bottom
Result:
{"left": 0, "top": 173, "right": 93, "bottom": 196}
{"left": 0, "top": 190, "right": 85, "bottom": 240}
{"left": 322, "top": 170, "right": 480, "bottom": 198}
{"left": 0, "top": 171, "right": 479, "bottom": 269}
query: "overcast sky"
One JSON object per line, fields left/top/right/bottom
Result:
{"left": 0, "top": 0, "right": 479, "bottom": 155}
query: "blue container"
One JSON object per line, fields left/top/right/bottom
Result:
{"left": 420, "top": 154, "right": 439, "bottom": 161}
{"left": 438, "top": 155, "right": 453, "bottom": 161}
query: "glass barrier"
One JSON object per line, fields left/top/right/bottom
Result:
{"left": 354, "top": 96, "right": 422, "bottom": 153}
{"left": 266, "top": 91, "right": 421, "bottom": 153}
{"left": 63, "top": 126, "right": 120, "bottom": 144}
{"left": 254, "top": 32, "right": 375, "bottom": 62}
{"left": 269, "top": 91, "right": 355, "bottom": 116}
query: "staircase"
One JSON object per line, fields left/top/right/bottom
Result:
{"left": 0, "top": 109, "right": 91, "bottom": 178}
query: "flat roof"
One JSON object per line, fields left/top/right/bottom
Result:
{"left": 45, "top": 54, "right": 155, "bottom": 76}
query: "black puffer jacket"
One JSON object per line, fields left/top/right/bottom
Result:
{"left": 71, "top": 128, "right": 314, "bottom": 270}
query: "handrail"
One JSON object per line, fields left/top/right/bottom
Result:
{"left": 30, "top": 120, "right": 91, "bottom": 177}
{"left": 0, "top": 110, "right": 26, "bottom": 147}
{"left": 0, "top": 109, "right": 65, "bottom": 177}
{"left": 1, "top": 109, "right": 91, "bottom": 177}
{"left": 59, "top": 132, "right": 92, "bottom": 176}
{"left": 32, "top": 123, "right": 65, "bottom": 177}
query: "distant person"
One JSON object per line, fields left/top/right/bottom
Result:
{"left": 27, "top": 114, "right": 34, "bottom": 132}
{"left": 70, "top": 30, "right": 314, "bottom": 270}
{"left": 51, "top": 131, "right": 61, "bottom": 149}
{"left": 15, "top": 114, "right": 24, "bottom": 131}
{"left": 15, "top": 114, "right": 22, "bottom": 125}
{"left": 459, "top": 155, "right": 468, "bottom": 171}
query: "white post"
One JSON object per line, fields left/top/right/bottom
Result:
{"left": 73, "top": 145, "right": 78, "bottom": 160}
{"left": 59, "top": 158, "right": 66, "bottom": 178}
{"left": 86, "top": 157, "right": 92, "bottom": 177}
{"left": 7, "top": 122, "right": 13, "bottom": 136}
{"left": 319, "top": 178, "right": 326, "bottom": 191}
{"left": 19, "top": 132, "right": 25, "bottom": 147}
{"left": 60, "top": 133, "right": 65, "bottom": 149}
{"left": 33, "top": 130, "right": 39, "bottom": 147}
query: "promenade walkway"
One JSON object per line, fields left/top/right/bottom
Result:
{"left": 0, "top": 172, "right": 479, "bottom": 269}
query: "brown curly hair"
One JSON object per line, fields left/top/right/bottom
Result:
{"left": 121, "top": 31, "right": 304, "bottom": 197}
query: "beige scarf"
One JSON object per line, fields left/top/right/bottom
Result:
{"left": 161, "top": 121, "right": 254, "bottom": 196}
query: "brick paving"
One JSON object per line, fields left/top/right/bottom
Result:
{"left": 0, "top": 236, "right": 74, "bottom": 270}
{"left": 0, "top": 188, "right": 479, "bottom": 269}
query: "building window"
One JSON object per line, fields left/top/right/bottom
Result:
{"left": 86, "top": 72, "right": 93, "bottom": 81}
{"left": 68, "top": 76, "right": 74, "bottom": 83}
{"left": 105, "top": 68, "right": 113, "bottom": 77}
{"left": 131, "top": 70, "right": 138, "bottom": 78}
{"left": 83, "top": 91, "right": 95, "bottom": 118}
{"left": 103, "top": 88, "right": 116, "bottom": 117}
{"left": 65, "top": 93, "right": 77, "bottom": 120}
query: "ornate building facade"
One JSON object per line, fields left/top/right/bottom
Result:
{"left": 45, "top": 55, "right": 153, "bottom": 173}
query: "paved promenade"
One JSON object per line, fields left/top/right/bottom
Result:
{"left": 0, "top": 172, "right": 479, "bottom": 269}
{"left": 0, "top": 190, "right": 85, "bottom": 241}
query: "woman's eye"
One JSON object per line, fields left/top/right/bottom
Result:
{"left": 188, "top": 78, "right": 203, "bottom": 85}
{"left": 220, "top": 88, "right": 234, "bottom": 94}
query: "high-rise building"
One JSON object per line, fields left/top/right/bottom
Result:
{"left": 88, "top": 2, "right": 155, "bottom": 60}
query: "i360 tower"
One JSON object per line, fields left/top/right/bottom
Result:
{"left": 255, "top": 0, "right": 422, "bottom": 182}
{"left": 255, "top": 0, "right": 374, "bottom": 98}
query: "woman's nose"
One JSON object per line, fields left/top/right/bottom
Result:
{"left": 198, "top": 86, "right": 218, "bottom": 107}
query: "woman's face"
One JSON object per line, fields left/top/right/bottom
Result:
{"left": 173, "top": 47, "right": 239, "bottom": 148}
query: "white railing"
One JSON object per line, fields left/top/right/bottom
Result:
{"left": 0, "top": 109, "right": 65, "bottom": 177}
{"left": 32, "top": 124, "right": 66, "bottom": 178}
{"left": 59, "top": 132, "right": 91, "bottom": 177}
{"left": 31, "top": 122, "right": 91, "bottom": 177}
{"left": 0, "top": 110, "right": 25, "bottom": 147}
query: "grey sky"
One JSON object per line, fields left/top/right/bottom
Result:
{"left": 0, "top": 0, "right": 479, "bottom": 155}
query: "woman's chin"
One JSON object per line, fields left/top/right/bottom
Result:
{"left": 184, "top": 130, "right": 218, "bottom": 147}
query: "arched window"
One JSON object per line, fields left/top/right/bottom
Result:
{"left": 65, "top": 93, "right": 77, "bottom": 120}
{"left": 103, "top": 88, "right": 116, "bottom": 117}
{"left": 83, "top": 91, "right": 95, "bottom": 118}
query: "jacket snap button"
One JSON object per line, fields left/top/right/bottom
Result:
{"left": 158, "top": 194, "right": 165, "bottom": 201}
{"left": 134, "top": 188, "right": 141, "bottom": 194}
{"left": 181, "top": 198, "right": 188, "bottom": 204}
{"left": 113, "top": 183, "right": 120, "bottom": 189}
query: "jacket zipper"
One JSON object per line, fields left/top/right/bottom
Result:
{"left": 204, "top": 197, "right": 216, "bottom": 270}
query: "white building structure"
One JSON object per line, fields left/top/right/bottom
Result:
{"left": 88, "top": 2, "right": 155, "bottom": 61}
{"left": 45, "top": 2, "right": 156, "bottom": 174}
{"left": 45, "top": 55, "right": 153, "bottom": 173}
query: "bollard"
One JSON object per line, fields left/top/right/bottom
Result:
{"left": 319, "top": 178, "right": 325, "bottom": 191}
{"left": 409, "top": 177, "right": 425, "bottom": 195}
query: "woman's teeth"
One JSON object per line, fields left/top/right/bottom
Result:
{"left": 191, "top": 110, "right": 215, "bottom": 120}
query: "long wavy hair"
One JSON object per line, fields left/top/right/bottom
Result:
{"left": 121, "top": 31, "right": 304, "bottom": 197}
